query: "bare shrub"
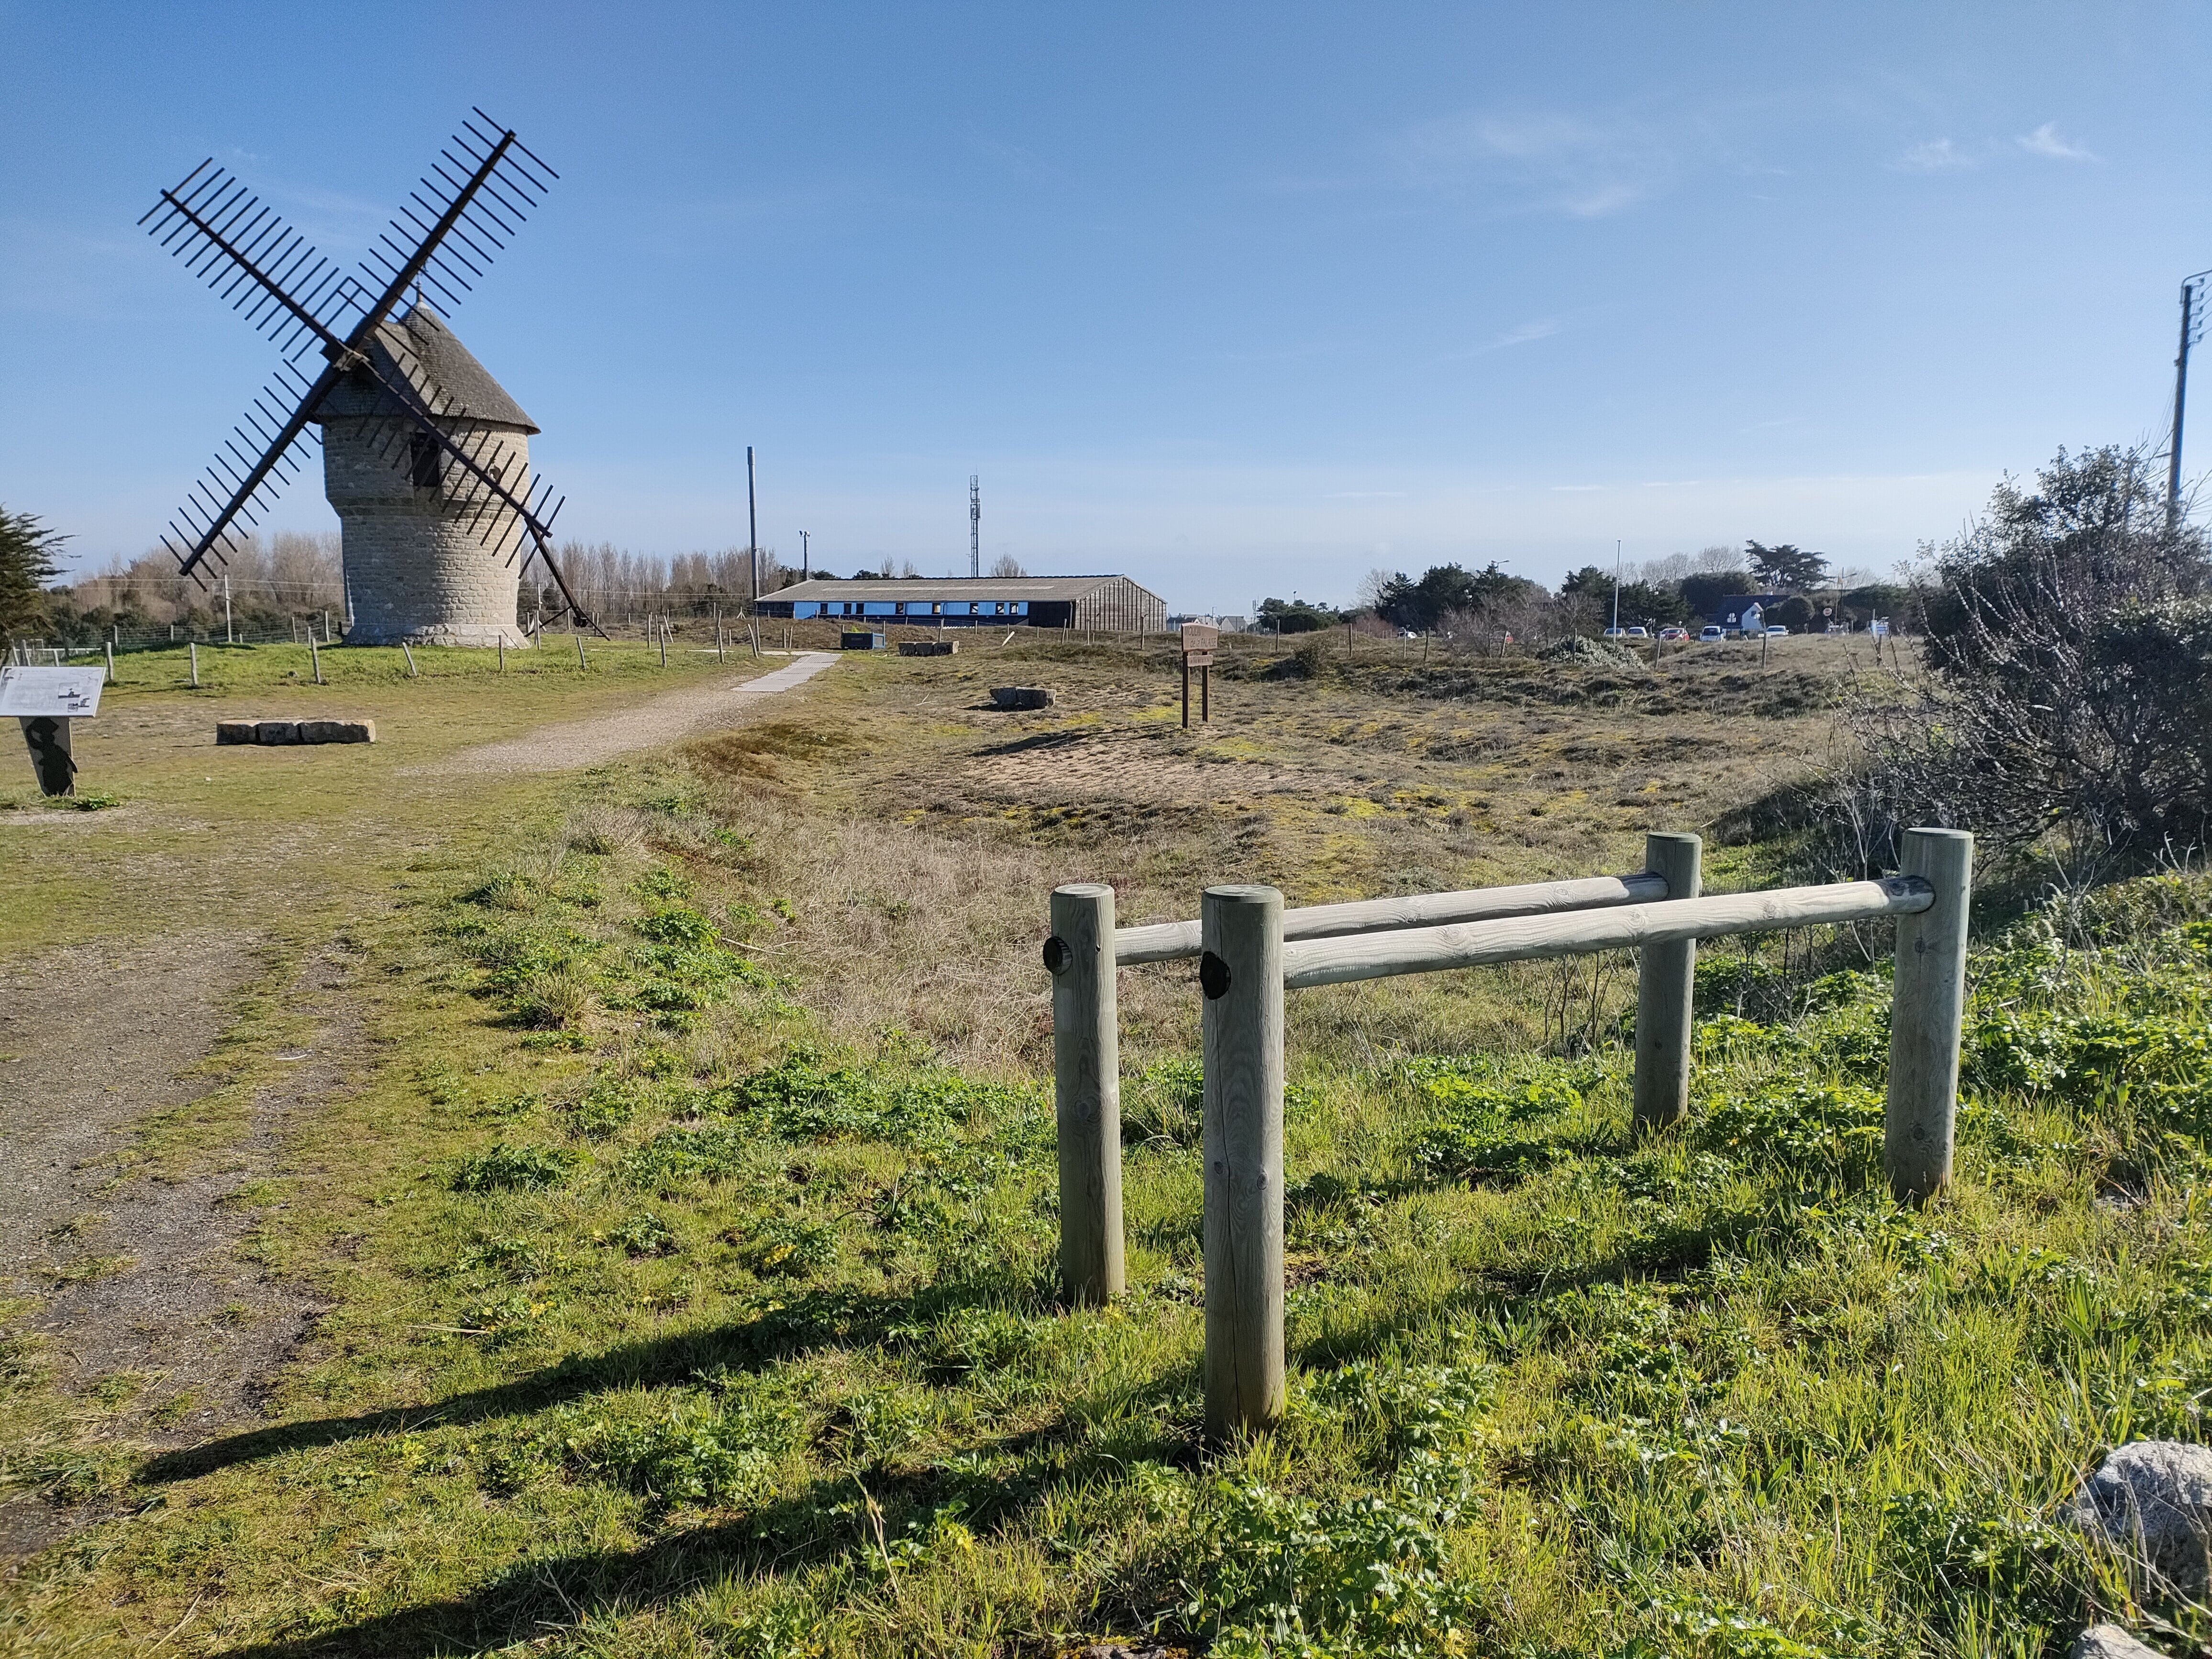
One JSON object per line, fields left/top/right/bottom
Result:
{"left": 1838, "top": 445, "right": 2212, "bottom": 877}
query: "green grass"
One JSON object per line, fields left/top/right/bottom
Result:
{"left": 3, "top": 638, "right": 2203, "bottom": 1657}
{"left": 13, "top": 765, "right": 2212, "bottom": 1657}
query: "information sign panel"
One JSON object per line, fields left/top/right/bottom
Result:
{"left": 0, "top": 666, "right": 103, "bottom": 718}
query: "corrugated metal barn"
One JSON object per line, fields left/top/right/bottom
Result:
{"left": 758, "top": 575, "right": 1166, "bottom": 632}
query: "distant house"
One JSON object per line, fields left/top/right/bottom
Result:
{"left": 759, "top": 574, "right": 1166, "bottom": 632}
{"left": 1710, "top": 593, "right": 1788, "bottom": 630}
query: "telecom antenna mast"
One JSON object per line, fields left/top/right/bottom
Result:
{"left": 2172, "top": 270, "right": 2212, "bottom": 531}
{"left": 970, "top": 475, "right": 981, "bottom": 578}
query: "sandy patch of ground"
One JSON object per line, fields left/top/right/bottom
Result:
{"left": 964, "top": 725, "right": 1334, "bottom": 806}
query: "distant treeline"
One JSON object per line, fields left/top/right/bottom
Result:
{"left": 1256, "top": 541, "right": 1910, "bottom": 642}
{"left": 24, "top": 537, "right": 822, "bottom": 645}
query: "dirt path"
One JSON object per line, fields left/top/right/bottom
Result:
{"left": 420, "top": 651, "right": 841, "bottom": 775}
{"left": 0, "top": 649, "right": 850, "bottom": 1562}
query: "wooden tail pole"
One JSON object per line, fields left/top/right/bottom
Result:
{"left": 1632, "top": 831, "right": 1702, "bottom": 1129}
{"left": 188, "top": 641, "right": 199, "bottom": 687}
{"left": 104, "top": 641, "right": 116, "bottom": 685}
{"left": 310, "top": 636, "right": 323, "bottom": 685}
{"left": 575, "top": 633, "right": 586, "bottom": 670}
{"left": 1886, "top": 827, "right": 1973, "bottom": 1202}
{"left": 1201, "top": 883, "right": 1286, "bottom": 1443}
{"left": 402, "top": 641, "right": 418, "bottom": 678}
{"left": 1047, "top": 884, "right": 1125, "bottom": 1307}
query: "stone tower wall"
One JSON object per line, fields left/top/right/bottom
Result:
{"left": 322, "top": 420, "right": 534, "bottom": 648}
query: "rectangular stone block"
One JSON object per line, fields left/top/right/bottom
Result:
{"left": 254, "top": 720, "right": 302, "bottom": 744}
{"left": 898, "top": 641, "right": 958, "bottom": 656}
{"left": 299, "top": 719, "right": 376, "bottom": 744}
{"left": 215, "top": 720, "right": 257, "bottom": 746}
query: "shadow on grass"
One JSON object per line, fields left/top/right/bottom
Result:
{"left": 140, "top": 1281, "right": 1035, "bottom": 1486}
{"left": 198, "top": 1373, "right": 1196, "bottom": 1659}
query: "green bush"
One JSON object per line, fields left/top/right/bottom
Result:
{"left": 449, "top": 1141, "right": 581, "bottom": 1192}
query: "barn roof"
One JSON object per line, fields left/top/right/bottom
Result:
{"left": 768, "top": 575, "right": 1156, "bottom": 603}
{"left": 312, "top": 304, "right": 538, "bottom": 432}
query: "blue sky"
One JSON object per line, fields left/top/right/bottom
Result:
{"left": 6, "top": 2, "right": 2211, "bottom": 614}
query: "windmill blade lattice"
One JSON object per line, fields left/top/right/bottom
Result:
{"left": 141, "top": 112, "right": 591, "bottom": 628}
{"left": 139, "top": 162, "right": 373, "bottom": 360}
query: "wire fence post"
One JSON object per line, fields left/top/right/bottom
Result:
{"left": 1632, "top": 831, "right": 1702, "bottom": 1130}
{"left": 1047, "top": 884, "right": 1124, "bottom": 1307}
{"left": 1886, "top": 828, "right": 1973, "bottom": 1202}
{"left": 1202, "top": 883, "right": 1285, "bottom": 1444}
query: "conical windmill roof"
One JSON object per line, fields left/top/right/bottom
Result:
{"left": 319, "top": 304, "right": 539, "bottom": 433}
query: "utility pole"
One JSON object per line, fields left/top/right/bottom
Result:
{"left": 747, "top": 445, "right": 759, "bottom": 610}
{"left": 2171, "top": 272, "right": 2211, "bottom": 531}
{"left": 799, "top": 529, "right": 810, "bottom": 581}
{"left": 970, "top": 475, "right": 981, "bottom": 579}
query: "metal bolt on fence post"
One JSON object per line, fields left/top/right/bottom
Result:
{"left": 1202, "top": 883, "right": 1286, "bottom": 1444}
{"left": 1046, "top": 884, "right": 1125, "bottom": 1306}
{"left": 1886, "top": 827, "right": 1974, "bottom": 1202}
{"left": 1633, "top": 831, "right": 1702, "bottom": 1130}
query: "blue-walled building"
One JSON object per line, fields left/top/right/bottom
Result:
{"left": 759, "top": 575, "right": 1166, "bottom": 632}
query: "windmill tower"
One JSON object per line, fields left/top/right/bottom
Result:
{"left": 142, "top": 111, "right": 592, "bottom": 645}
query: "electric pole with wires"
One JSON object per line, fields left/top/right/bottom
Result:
{"left": 2170, "top": 270, "right": 2211, "bottom": 530}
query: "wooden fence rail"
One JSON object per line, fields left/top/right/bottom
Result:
{"left": 1112, "top": 870, "right": 1671, "bottom": 964}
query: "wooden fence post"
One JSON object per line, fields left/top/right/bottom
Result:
{"left": 1047, "top": 884, "right": 1124, "bottom": 1306}
{"left": 1201, "top": 883, "right": 1285, "bottom": 1443}
{"left": 310, "top": 636, "right": 323, "bottom": 685}
{"left": 1886, "top": 827, "right": 1973, "bottom": 1202}
{"left": 1632, "top": 831, "right": 1702, "bottom": 1130}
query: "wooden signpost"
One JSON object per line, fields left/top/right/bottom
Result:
{"left": 0, "top": 665, "right": 104, "bottom": 797}
{"left": 1180, "top": 622, "right": 1217, "bottom": 729}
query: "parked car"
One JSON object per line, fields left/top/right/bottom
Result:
{"left": 1658, "top": 626, "right": 1689, "bottom": 641}
{"left": 1766, "top": 625, "right": 1788, "bottom": 637}
{"left": 1626, "top": 626, "right": 1649, "bottom": 639}
{"left": 1602, "top": 626, "right": 1626, "bottom": 638}
{"left": 1698, "top": 625, "right": 1725, "bottom": 643}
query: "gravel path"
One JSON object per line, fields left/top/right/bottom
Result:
{"left": 417, "top": 652, "right": 841, "bottom": 775}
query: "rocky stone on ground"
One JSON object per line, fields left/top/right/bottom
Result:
{"left": 2070, "top": 1624, "right": 2166, "bottom": 1659}
{"left": 991, "top": 686, "right": 1054, "bottom": 709}
{"left": 2069, "top": 1438, "right": 2212, "bottom": 1595}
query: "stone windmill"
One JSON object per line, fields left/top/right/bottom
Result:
{"left": 142, "top": 111, "right": 591, "bottom": 645}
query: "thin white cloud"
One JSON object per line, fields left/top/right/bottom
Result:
{"left": 2017, "top": 122, "right": 2093, "bottom": 161}
{"left": 1897, "top": 138, "right": 1974, "bottom": 173}
{"left": 1387, "top": 109, "right": 1666, "bottom": 218}
{"left": 1442, "top": 318, "right": 1564, "bottom": 361}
